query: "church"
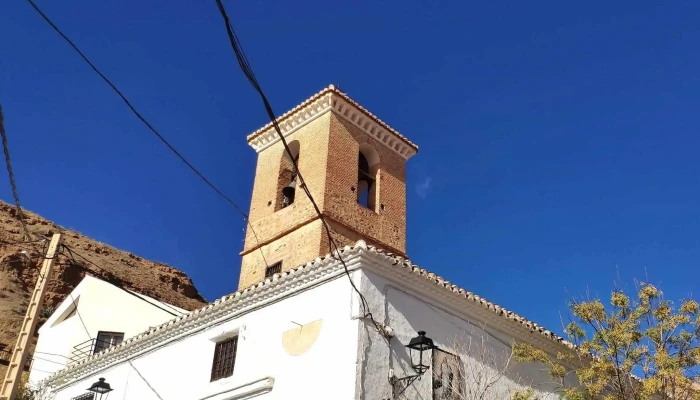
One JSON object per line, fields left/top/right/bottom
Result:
{"left": 37, "top": 85, "right": 574, "bottom": 400}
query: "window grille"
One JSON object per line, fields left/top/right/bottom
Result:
{"left": 71, "top": 393, "right": 95, "bottom": 400}
{"left": 265, "top": 262, "right": 282, "bottom": 278}
{"left": 210, "top": 336, "right": 238, "bottom": 382}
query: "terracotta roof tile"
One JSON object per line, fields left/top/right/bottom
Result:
{"left": 44, "top": 241, "right": 575, "bottom": 386}
{"left": 361, "top": 244, "right": 577, "bottom": 350}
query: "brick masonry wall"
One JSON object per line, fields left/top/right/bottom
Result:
{"left": 323, "top": 114, "right": 407, "bottom": 254}
{"left": 242, "top": 113, "right": 332, "bottom": 250}
{"left": 239, "top": 109, "right": 411, "bottom": 290}
{"left": 239, "top": 219, "right": 325, "bottom": 289}
{"left": 240, "top": 114, "right": 332, "bottom": 289}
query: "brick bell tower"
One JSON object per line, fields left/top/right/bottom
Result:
{"left": 238, "top": 85, "right": 419, "bottom": 289}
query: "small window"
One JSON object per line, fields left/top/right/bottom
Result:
{"left": 71, "top": 393, "right": 95, "bottom": 400}
{"left": 94, "top": 331, "right": 124, "bottom": 354}
{"left": 265, "top": 261, "right": 282, "bottom": 278}
{"left": 432, "top": 349, "right": 464, "bottom": 399}
{"left": 210, "top": 336, "right": 239, "bottom": 382}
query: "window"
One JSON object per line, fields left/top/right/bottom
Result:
{"left": 357, "top": 144, "right": 379, "bottom": 210}
{"left": 276, "top": 140, "right": 300, "bottom": 210}
{"left": 432, "top": 349, "right": 464, "bottom": 400}
{"left": 94, "top": 331, "right": 124, "bottom": 354}
{"left": 71, "top": 393, "right": 95, "bottom": 400}
{"left": 210, "top": 336, "right": 238, "bottom": 382}
{"left": 265, "top": 261, "right": 282, "bottom": 278}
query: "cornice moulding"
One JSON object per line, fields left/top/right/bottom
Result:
{"left": 44, "top": 249, "right": 362, "bottom": 390}
{"left": 246, "top": 86, "right": 418, "bottom": 160}
{"left": 42, "top": 241, "right": 574, "bottom": 391}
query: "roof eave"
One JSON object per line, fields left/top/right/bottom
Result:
{"left": 245, "top": 85, "right": 418, "bottom": 160}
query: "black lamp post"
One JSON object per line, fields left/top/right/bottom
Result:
{"left": 87, "top": 377, "right": 113, "bottom": 400}
{"left": 405, "top": 330, "right": 437, "bottom": 374}
{"left": 392, "top": 330, "right": 438, "bottom": 397}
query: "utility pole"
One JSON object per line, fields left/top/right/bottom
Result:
{"left": 1, "top": 233, "right": 62, "bottom": 400}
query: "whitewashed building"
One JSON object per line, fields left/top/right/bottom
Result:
{"left": 37, "top": 86, "right": 576, "bottom": 400}
{"left": 29, "top": 276, "right": 186, "bottom": 386}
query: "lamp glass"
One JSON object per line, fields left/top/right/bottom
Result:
{"left": 88, "top": 378, "right": 113, "bottom": 395}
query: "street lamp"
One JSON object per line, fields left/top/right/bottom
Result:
{"left": 87, "top": 377, "right": 113, "bottom": 400}
{"left": 391, "top": 330, "right": 438, "bottom": 396}
{"left": 405, "top": 330, "right": 437, "bottom": 374}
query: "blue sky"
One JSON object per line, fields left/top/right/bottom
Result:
{"left": 2, "top": 1, "right": 700, "bottom": 336}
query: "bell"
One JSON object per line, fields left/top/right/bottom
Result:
{"left": 282, "top": 180, "right": 296, "bottom": 203}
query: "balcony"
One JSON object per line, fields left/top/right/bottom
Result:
{"left": 70, "top": 337, "right": 121, "bottom": 364}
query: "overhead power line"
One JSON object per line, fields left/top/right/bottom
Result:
{"left": 25, "top": 0, "right": 270, "bottom": 271}
{"left": 32, "top": 351, "right": 71, "bottom": 360}
{"left": 0, "top": 238, "right": 46, "bottom": 246}
{"left": 66, "top": 291, "right": 91, "bottom": 340}
{"left": 213, "top": 0, "right": 384, "bottom": 334}
{"left": 62, "top": 244, "right": 186, "bottom": 318}
{"left": 0, "top": 105, "right": 33, "bottom": 240}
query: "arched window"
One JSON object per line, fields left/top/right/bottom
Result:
{"left": 276, "top": 140, "right": 300, "bottom": 210}
{"left": 357, "top": 144, "right": 379, "bottom": 210}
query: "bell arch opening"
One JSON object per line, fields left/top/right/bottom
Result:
{"left": 276, "top": 140, "right": 300, "bottom": 210}
{"left": 357, "top": 143, "right": 379, "bottom": 211}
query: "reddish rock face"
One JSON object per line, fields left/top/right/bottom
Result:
{"left": 0, "top": 201, "right": 206, "bottom": 376}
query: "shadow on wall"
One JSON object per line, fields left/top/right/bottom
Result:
{"left": 374, "top": 273, "right": 564, "bottom": 398}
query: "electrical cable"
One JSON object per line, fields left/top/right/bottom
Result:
{"left": 27, "top": 0, "right": 378, "bottom": 331}
{"left": 67, "top": 291, "right": 92, "bottom": 340}
{"left": 32, "top": 351, "right": 71, "bottom": 359}
{"left": 62, "top": 244, "right": 187, "bottom": 318}
{"left": 29, "top": 355, "right": 66, "bottom": 366}
{"left": 0, "top": 238, "right": 47, "bottom": 246}
{"left": 213, "top": 0, "right": 384, "bottom": 334}
{"left": 26, "top": 367, "right": 54, "bottom": 375}
{"left": 24, "top": 0, "right": 270, "bottom": 271}
{"left": 63, "top": 244, "right": 186, "bottom": 317}
{"left": 127, "top": 360, "right": 165, "bottom": 400}
{"left": 0, "top": 241, "right": 49, "bottom": 259}
{"left": 0, "top": 105, "right": 34, "bottom": 240}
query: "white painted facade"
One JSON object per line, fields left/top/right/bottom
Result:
{"left": 357, "top": 268, "right": 576, "bottom": 399}
{"left": 37, "top": 243, "right": 575, "bottom": 400}
{"left": 29, "top": 276, "right": 187, "bottom": 387}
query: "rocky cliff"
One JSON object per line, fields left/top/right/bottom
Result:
{"left": 0, "top": 201, "right": 206, "bottom": 377}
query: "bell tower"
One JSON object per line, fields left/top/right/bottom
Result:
{"left": 238, "top": 85, "right": 418, "bottom": 289}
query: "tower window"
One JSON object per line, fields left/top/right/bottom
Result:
{"left": 357, "top": 144, "right": 379, "bottom": 210}
{"left": 265, "top": 261, "right": 282, "bottom": 278}
{"left": 277, "top": 140, "right": 300, "bottom": 210}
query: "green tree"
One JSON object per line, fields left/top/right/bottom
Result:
{"left": 514, "top": 282, "right": 700, "bottom": 400}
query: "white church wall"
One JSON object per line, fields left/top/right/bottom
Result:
{"left": 47, "top": 274, "right": 361, "bottom": 400}
{"left": 357, "top": 269, "right": 569, "bottom": 400}
{"left": 30, "top": 276, "right": 187, "bottom": 386}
